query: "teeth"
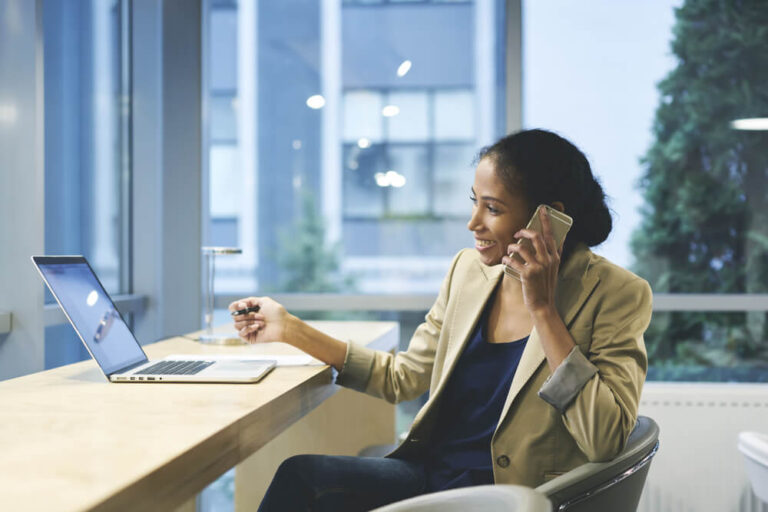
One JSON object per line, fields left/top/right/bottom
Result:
{"left": 476, "top": 240, "right": 496, "bottom": 247}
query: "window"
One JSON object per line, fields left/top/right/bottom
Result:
{"left": 523, "top": 0, "right": 768, "bottom": 381}
{"left": 43, "top": 0, "right": 131, "bottom": 369}
{"left": 203, "top": 1, "right": 506, "bottom": 297}
{"left": 201, "top": 2, "right": 507, "bottom": 505}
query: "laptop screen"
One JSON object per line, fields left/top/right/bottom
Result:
{"left": 34, "top": 257, "right": 147, "bottom": 376}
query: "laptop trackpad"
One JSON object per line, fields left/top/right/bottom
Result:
{"left": 208, "top": 360, "right": 274, "bottom": 374}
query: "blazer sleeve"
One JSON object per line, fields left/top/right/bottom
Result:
{"left": 335, "top": 250, "right": 463, "bottom": 404}
{"left": 540, "top": 276, "right": 652, "bottom": 462}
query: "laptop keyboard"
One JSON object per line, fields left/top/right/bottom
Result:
{"left": 134, "top": 360, "right": 215, "bottom": 375}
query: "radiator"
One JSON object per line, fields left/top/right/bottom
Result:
{"left": 638, "top": 383, "right": 768, "bottom": 512}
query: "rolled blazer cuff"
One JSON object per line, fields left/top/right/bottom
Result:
{"left": 335, "top": 341, "right": 376, "bottom": 392}
{"left": 537, "top": 346, "right": 598, "bottom": 413}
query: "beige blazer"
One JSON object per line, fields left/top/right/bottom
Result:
{"left": 337, "top": 244, "right": 652, "bottom": 487}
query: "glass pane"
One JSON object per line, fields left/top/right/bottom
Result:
{"left": 387, "top": 91, "right": 429, "bottom": 142}
{"left": 523, "top": 0, "right": 679, "bottom": 270}
{"left": 387, "top": 145, "right": 430, "bottom": 215}
{"left": 202, "top": 3, "right": 505, "bottom": 504}
{"left": 647, "top": 312, "right": 768, "bottom": 382}
{"left": 210, "top": 95, "right": 238, "bottom": 142}
{"left": 203, "top": 2, "right": 505, "bottom": 296}
{"left": 343, "top": 143, "right": 386, "bottom": 217}
{"left": 43, "top": 0, "right": 129, "bottom": 369}
{"left": 524, "top": 0, "right": 768, "bottom": 380}
{"left": 433, "top": 143, "right": 475, "bottom": 216}
{"left": 434, "top": 90, "right": 475, "bottom": 141}
{"left": 209, "top": 145, "right": 241, "bottom": 218}
{"left": 209, "top": 8, "right": 238, "bottom": 91}
{"left": 343, "top": 90, "right": 384, "bottom": 142}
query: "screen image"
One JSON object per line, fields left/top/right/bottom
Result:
{"left": 37, "top": 260, "right": 147, "bottom": 375}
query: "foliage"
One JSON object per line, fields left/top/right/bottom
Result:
{"left": 272, "top": 190, "right": 355, "bottom": 294}
{"left": 631, "top": 0, "right": 768, "bottom": 375}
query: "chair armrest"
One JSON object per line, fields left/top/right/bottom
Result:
{"left": 371, "top": 484, "right": 551, "bottom": 512}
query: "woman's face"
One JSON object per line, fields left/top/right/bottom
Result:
{"left": 467, "top": 157, "right": 531, "bottom": 266}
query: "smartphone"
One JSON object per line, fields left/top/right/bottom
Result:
{"left": 503, "top": 204, "right": 573, "bottom": 280}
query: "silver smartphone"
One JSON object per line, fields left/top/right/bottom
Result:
{"left": 503, "top": 204, "right": 573, "bottom": 280}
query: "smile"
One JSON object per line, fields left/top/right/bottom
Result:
{"left": 475, "top": 240, "right": 497, "bottom": 252}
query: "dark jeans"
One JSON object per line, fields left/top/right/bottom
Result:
{"left": 257, "top": 455, "right": 427, "bottom": 512}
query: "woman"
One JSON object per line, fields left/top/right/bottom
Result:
{"left": 231, "top": 129, "right": 652, "bottom": 511}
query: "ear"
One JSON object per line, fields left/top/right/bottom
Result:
{"left": 551, "top": 201, "right": 565, "bottom": 213}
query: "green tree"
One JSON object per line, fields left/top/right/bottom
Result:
{"left": 273, "top": 190, "right": 354, "bottom": 293}
{"left": 631, "top": 0, "right": 768, "bottom": 374}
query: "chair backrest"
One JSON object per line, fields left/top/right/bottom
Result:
{"left": 371, "top": 484, "right": 552, "bottom": 512}
{"left": 534, "top": 416, "right": 660, "bottom": 512}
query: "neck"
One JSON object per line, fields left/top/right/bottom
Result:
{"left": 500, "top": 274, "right": 525, "bottom": 301}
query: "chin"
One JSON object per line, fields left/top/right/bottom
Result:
{"left": 476, "top": 251, "right": 502, "bottom": 267}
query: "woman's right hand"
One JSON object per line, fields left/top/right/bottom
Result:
{"left": 229, "top": 296, "right": 289, "bottom": 344}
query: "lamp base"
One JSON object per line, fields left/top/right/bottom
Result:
{"left": 195, "top": 334, "right": 247, "bottom": 345}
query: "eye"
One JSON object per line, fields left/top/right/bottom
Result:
{"left": 470, "top": 195, "right": 477, "bottom": 204}
{"left": 486, "top": 204, "right": 500, "bottom": 214}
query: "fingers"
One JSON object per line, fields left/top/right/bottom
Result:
{"left": 509, "top": 238, "right": 537, "bottom": 265}
{"left": 228, "top": 297, "right": 261, "bottom": 312}
{"left": 501, "top": 253, "right": 524, "bottom": 273}
{"left": 233, "top": 313, "right": 264, "bottom": 330}
{"left": 238, "top": 320, "right": 264, "bottom": 339}
{"left": 539, "top": 207, "right": 558, "bottom": 255}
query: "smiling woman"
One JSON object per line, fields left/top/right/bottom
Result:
{"left": 468, "top": 158, "right": 532, "bottom": 267}
{"left": 231, "top": 129, "right": 653, "bottom": 512}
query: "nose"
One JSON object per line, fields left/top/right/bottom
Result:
{"left": 467, "top": 205, "right": 482, "bottom": 232}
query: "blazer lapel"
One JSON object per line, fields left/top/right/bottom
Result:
{"left": 496, "top": 246, "right": 600, "bottom": 427}
{"left": 434, "top": 259, "right": 503, "bottom": 392}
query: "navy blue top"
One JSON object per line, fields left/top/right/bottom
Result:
{"left": 423, "top": 299, "right": 528, "bottom": 492}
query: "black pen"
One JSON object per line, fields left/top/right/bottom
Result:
{"left": 231, "top": 305, "right": 260, "bottom": 316}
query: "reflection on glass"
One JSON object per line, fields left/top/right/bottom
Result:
{"left": 524, "top": 0, "right": 768, "bottom": 381}
{"left": 86, "top": 290, "right": 99, "bottom": 307}
{"left": 204, "top": 2, "right": 503, "bottom": 295}
{"left": 397, "top": 59, "right": 412, "bottom": 77}
{"left": 43, "top": 0, "right": 130, "bottom": 370}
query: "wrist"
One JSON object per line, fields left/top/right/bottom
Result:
{"left": 529, "top": 303, "right": 559, "bottom": 324}
{"left": 283, "top": 312, "right": 298, "bottom": 344}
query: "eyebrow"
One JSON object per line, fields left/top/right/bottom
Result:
{"left": 471, "top": 187, "right": 508, "bottom": 206}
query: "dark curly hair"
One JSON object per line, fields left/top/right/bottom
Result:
{"left": 477, "top": 129, "right": 612, "bottom": 261}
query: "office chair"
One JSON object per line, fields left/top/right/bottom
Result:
{"left": 534, "top": 416, "right": 660, "bottom": 512}
{"left": 738, "top": 431, "right": 768, "bottom": 503}
{"left": 361, "top": 416, "right": 659, "bottom": 512}
{"left": 371, "top": 485, "right": 552, "bottom": 512}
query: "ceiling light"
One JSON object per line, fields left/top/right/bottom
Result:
{"left": 730, "top": 118, "right": 768, "bottom": 130}
{"left": 382, "top": 105, "right": 400, "bottom": 117}
{"left": 389, "top": 172, "right": 406, "bottom": 188}
{"left": 397, "top": 60, "right": 412, "bottom": 77}
{"left": 357, "top": 137, "right": 371, "bottom": 149}
{"left": 306, "top": 95, "right": 326, "bottom": 109}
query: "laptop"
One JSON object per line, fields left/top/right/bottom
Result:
{"left": 32, "top": 256, "right": 275, "bottom": 383}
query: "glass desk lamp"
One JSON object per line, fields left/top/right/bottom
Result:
{"left": 197, "top": 246, "right": 245, "bottom": 344}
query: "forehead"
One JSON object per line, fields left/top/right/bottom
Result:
{"left": 473, "top": 157, "right": 522, "bottom": 202}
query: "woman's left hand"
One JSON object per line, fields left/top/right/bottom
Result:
{"left": 501, "top": 207, "right": 561, "bottom": 314}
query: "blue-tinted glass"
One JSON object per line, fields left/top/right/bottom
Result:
{"left": 210, "top": 8, "right": 238, "bottom": 91}
{"left": 43, "top": 0, "right": 129, "bottom": 370}
{"left": 434, "top": 143, "right": 475, "bottom": 216}
{"left": 343, "top": 143, "right": 386, "bottom": 217}
{"left": 211, "top": 95, "right": 238, "bottom": 142}
{"left": 203, "top": 0, "right": 503, "bottom": 298}
{"left": 387, "top": 145, "right": 430, "bottom": 215}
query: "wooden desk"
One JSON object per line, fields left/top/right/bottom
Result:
{"left": 0, "top": 321, "right": 398, "bottom": 512}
